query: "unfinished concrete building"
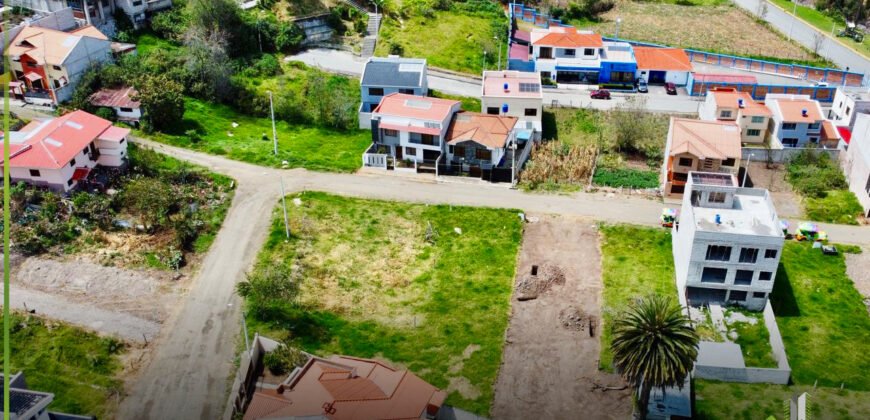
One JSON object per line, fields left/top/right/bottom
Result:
{"left": 672, "top": 172, "right": 784, "bottom": 311}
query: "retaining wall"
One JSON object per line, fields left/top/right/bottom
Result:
{"left": 742, "top": 146, "right": 840, "bottom": 163}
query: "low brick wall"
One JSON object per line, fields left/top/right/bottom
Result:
{"left": 742, "top": 146, "right": 840, "bottom": 163}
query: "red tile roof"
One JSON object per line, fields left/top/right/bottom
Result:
{"left": 669, "top": 118, "right": 742, "bottom": 161}
{"left": 446, "top": 111, "right": 518, "bottom": 149}
{"left": 710, "top": 89, "right": 771, "bottom": 116}
{"left": 0, "top": 110, "right": 114, "bottom": 170}
{"left": 89, "top": 86, "right": 140, "bottom": 109}
{"left": 373, "top": 93, "right": 459, "bottom": 121}
{"left": 532, "top": 28, "right": 603, "bottom": 47}
{"left": 772, "top": 98, "right": 823, "bottom": 122}
{"left": 633, "top": 47, "right": 693, "bottom": 71}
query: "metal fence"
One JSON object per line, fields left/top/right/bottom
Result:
{"left": 685, "top": 78, "right": 839, "bottom": 102}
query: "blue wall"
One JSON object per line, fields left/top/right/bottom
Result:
{"left": 599, "top": 61, "right": 637, "bottom": 83}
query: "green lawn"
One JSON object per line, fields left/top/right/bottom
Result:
{"left": 727, "top": 309, "right": 777, "bottom": 368}
{"left": 243, "top": 192, "right": 523, "bottom": 414}
{"left": 770, "top": 242, "right": 870, "bottom": 390}
{"left": 1, "top": 313, "right": 125, "bottom": 418}
{"left": 430, "top": 90, "right": 482, "bottom": 112}
{"left": 592, "top": 168, "right": 660, "bottom": 189}
{"left": 695, "top": 380, "right": 870, "bottom": 419}
{"left": 130, "top": 30, "right": 182, "bottom": 56}
{"left": 804, "top": 190, "right": 864, "bottom": 225}
{"left": 598, "top": 224, "right": 677, "bottom": 370}
{"left": 141, "top": 98, "right": 371, "bottom": 172}
{"left": 768, "top": 0, "right": 870, "bottom": 60}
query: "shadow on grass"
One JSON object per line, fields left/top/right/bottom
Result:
{"left": 770, "top": 263, "right": 801, "bottom": 317}
{"left": 161, "top": 118, "right": 206, "bottom": 137}
{"left": 542, "top": 110, "right": 558, "bottom": 140}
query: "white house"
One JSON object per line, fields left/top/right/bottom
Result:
{"left": 0, "top": 110, "right": 129, "bottom": 192}
{"left": 89, "top": 86, "right": 142, "bottom": 124}
{"left": 843, "top": 113, "right": 870, "bottom": 218}
{"left": 480, "top": 70, "right": 542, "bottom": 141}
{"left": 367, "top": 93, "right": 461, "bottom": 168}
{"left": 633, "top": 47, "right": 693, "bottom": 86}
{"left": 766, "top": 94, "right": 840, "bottom": 149}
{"left": 828, "top": 87, "right": 870, "bottom": 130}
{"left": 358, "top": 57, "right": 428, "bottom": 129}
{"left": 529, "top": 26, "right": 602, "bottom": 85}
{"left": 699, "top": 88, "right": 772, "bottom": 144}
{"left": 7, "top": 0, "right": 174, "bottom": 29}
{"left": 672, "top": 172, "right": 784, "bottom": 311}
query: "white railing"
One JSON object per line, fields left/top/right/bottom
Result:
{"left": 362, "top": 144, "right": 388, "bottom": 169}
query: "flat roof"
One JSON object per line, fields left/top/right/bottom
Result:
{"left": 694, "top": 73, "right": 758, "bottom": 84}
{"left": 697, "top": 341, "right": 745, "bottom": 368}
{"left": 482, "top": 70, "right": 542, "bottom": 98}
{"left": 601, "top": 42, "right": 634, "bottom": 64}
{"left": 691, "top": 189, "right": 781, "bottom": 237}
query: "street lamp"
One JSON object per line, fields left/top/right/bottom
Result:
{"left": 494, "top": 35, "right": 501, "bottom": 71}
{"left": 787, "top": 1, "right": 797, "bottom": 41}
{"left": 615, "top": 17, "right": 622, "bottom": 40}
{"left": 267, "top": 91, "right": 278, "bottom": 156}
{"left": 742, "top": 153, "right": 754, "bottom": 187}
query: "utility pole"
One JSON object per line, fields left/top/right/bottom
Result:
{"left": 3, "top": 19, "right": 13, "bottom": 420}
{"left": 494, "top": 36, "right": 501, "bottom": 71}
{"left": 787, "top": 1, "right": 797, "bottom": 42}
{"left": 482, "top": 50, "right": 487, "bottom": 72}
{"left": 268, "top": 91, "right": 278, "bottom": 156}
{"left": 280, "top": 178, "right": 290, "bottom": 240}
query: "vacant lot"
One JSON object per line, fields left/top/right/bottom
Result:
{"left": 598, "top": 225, "right": 676, "bottom": 370}
{"left": 786, "top": 150, "right": 863, "bottom": 224}
{"left": 493, "top": 216, "right": 631, "bottom": 419}
{"left": 141, "top": 98, "right": 371, "bottom": 172}
{"left": 243, "top": 192, "right": 522, "bottom": 414}
{"left": 696, "top": 380, "right": 870, "bottom": 419}
{"left": 771, "top": 242, "right": 870, "bottom": 390}
{"left": 576, "top": 0, "right": 823, "bottom": 65}
{"left": 2, "top": 312, "right": 126, "bottom": 418}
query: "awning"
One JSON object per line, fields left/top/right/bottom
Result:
{"left": 71, "top": 167, "right": 90, "bottom": 181}
{"left": 378, "top": 122, "right": 441, "bottom": 136}
{"left": 24, "top": 72, "right": 42, "bottom": 81}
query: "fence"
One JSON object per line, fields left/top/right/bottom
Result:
{"left": 686, "top": 78, "right": 839, "bottom": 103}
{"left": 223, "top": 334, "right": 282, "bottom": 420}
{"left": 509, "top": 3, "right": 570, "bottom": 29}
{"left": 742, "top": 145, "right": 840, "bottom": 163}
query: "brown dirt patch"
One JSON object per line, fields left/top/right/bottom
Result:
{"left": 746, "top": 161, "right": 802, "bottom": 218}
{"left": 492, "top": 215, "right": 631, "bottom": 419}
{"left": 845, "top": 249, "right": 870, "bottom": 314}
{"left": 515, "top": 264, "right": 566, "bottom": 301}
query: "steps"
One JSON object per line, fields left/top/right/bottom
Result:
{"left": 361, "top": 13, "right": 382, "bottom": 58}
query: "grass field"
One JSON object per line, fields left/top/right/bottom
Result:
{"left": 129, "top": 30, "right": 182, "bottom": 56}
{"left": 695, "top": 380, "right": 870, "bottom": 419}
{"left": 141, "top": 98, "right": 371, "bottom": 172}
{"left": 804, "top": 190, "right": 864, "bottom": 225}
{"left": 768, "top": 0, "right": 870, "bottom": 60}
{"left": 243, "top": 192, "right": 523, "bottom": 414}
{"left": 1, "top": 313, "right": 125, "bottom": 418}
{"left": 598, "top": 224, "right": 677, "bottom": 370}
{"left": 770, "top": 242, "right": 870, "bottom": 390}
{"left": 727, "top": 309, "right": 777, "bottom": 368}
{"left": 430, "top": 90, "right": 482, "bottom": 112}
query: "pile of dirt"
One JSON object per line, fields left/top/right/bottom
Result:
{"left": 515, "top": 264, "right": 565, "bottom": 301}
{"left": 559, "top": 307, "right": 592, "bottom": 332}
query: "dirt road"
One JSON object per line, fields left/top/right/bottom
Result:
{"left": 492, "top": 215, "right": 631, "bottom": 419}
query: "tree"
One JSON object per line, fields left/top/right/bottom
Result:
{"left": 122, "top": 178, "right": 175, "bottom": 231}
{"left": 811, "top": 32, "right": 825, "bottom": 55}
{"left": 134, "top": 74, "right": 185, "bottom": 132}
{"left": 183, "top": 27, "right": 235, "bottom": 101}
{"left": 187, "top": 0, "right": 253, "bottom": 57}
{"left": 610, "top": 295, "right": 698, "bottom": 420}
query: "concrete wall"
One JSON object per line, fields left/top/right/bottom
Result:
{"left": 741, "top": 146, "right": 840, "bottom": 163}
{"left": 829, "top": 89, "right": 870, "bottom": 130}
{"left": 360, "top": 84, "right": 427, "bottom": 113}
{"left": 480, "top": 96, "right": 543, "bottom": 134}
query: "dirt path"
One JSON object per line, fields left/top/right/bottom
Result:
{"left": 492, "top": 215, "right": 631, "bottom": 419}
{"left": 746, "top": 162, "right": 802, "bottom": 219}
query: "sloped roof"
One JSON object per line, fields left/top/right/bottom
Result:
{"left": 244, "top": 355, "right": 446, "bottom": 420}
{"left": 669, "top": 118, "right": 742, "bottom": 161}
{"left": 710, "top": 89, "right": 771, "bottom": 116}
{"left": 531, "top": 27, "right": 603, "bottom": 47}
{"left": 361, "top": 57, "right": 426, "bottom": 88}
{"left": 89, "top": 86, "right": 140, "bottom": 109}
{"left": 7, "top": 25, "right": 107, "bottom": 65}
{"left": 69, "top": 25, "right": 108, "bottom": 40}
{"left": 821, "top": 120, "right": 839, "bottom": 141}
{"left": 633, "top": 47, "right": 693, "bottom": 71}
{"left": 770, "top": 98, "right": 823, "bottom": 122}
{"left": 446, "top": 111, "right": 517, "bottom": 149}
{"left": 0, "top": 110, "right": 114, "bottom": 170}
{"left": 373, "top": 93, "right": 459, "bottom": 121}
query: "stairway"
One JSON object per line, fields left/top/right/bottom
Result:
{"left": 361, "top": 13, "right": 382, "bottom": 58}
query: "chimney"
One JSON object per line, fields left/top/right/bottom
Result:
{"left": 801, "top": 108, "right": 808, "bottom": 117}
{"left": 738, "top": 98, "right": 744, "bottom": 108}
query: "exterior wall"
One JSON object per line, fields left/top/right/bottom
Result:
{"left": 598, "top": 61, "right": 637, "bottom": 84}
{"left": 479, "top": 96, "right": 543, "bottom": 134}
{"left": 5, "top": 141, "right": 103, "bottom": 192}
{"left": 360, "top": 85, "right": 427, "bottom": 113}
{"left": 111, "top": 105, "right": 141, "bottom": 121}
{"left": 829, "top": 89, "right": 870, "bottom": 129}
{"left": 844, "top": 116, "right": 870, "bottom": 217}
{"left": 371, "top": 104, "right": 459, "bottom": 163}
{"left": 738, "top": 114, "right": 769, "bottom": 144}
{"left": 635, "top": 69, "right": 690, "bottom": 86}
{"left": 96, "top": 137, "right": 129, "bottom": 166}
{"left": 767, "top": 99, "right": 827, "bottom": 148}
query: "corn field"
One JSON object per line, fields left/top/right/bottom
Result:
{"left": 520, "top": 142, "right": 598, "bottom": 190}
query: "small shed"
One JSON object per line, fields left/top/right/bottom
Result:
{"left": 88, "top": 86, "right": 141, "bottom": 124}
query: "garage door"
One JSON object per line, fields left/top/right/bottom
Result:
{"left": 648, "top": 71, "right": 666, "bottom": 84}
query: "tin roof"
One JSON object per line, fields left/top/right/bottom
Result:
{"left": 89, "top": 86, "right": 140, "bottom": 109}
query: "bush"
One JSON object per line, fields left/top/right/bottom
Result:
{"left": 95, "top": 107, "right": 116, "bottom": 121}
{"left": 263, "top": 342, "right": 308, "bottom": 376}
{"left": 592, "top": 168, "right": 659, "bottom": 189}
{"left": 786, "top": 150, "right": 848, "bottom": 198}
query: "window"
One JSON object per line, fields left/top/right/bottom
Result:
{"left": 808, "top": 122, "right": 820, "bottom": 130}
{"left": 739, "top": 248, "right": 759, "bottom": 263}
{"left": 846, "top": 106, "right": 852, "bottom": 116}
{"left": 735, "top": 270, "right": 754, "bottom": 285}
{"left": 29, "top": 169, "right": 41, "bottom": 177}
{"left": 404, "top": 146, "right": 417, "bottom": 156}
{"left": 722, "top": 158, "right": 736, "bottom": 167}
{"left": 26, "top": 60, "right": 37, "bottom": 67}
{"left": 708, "top": 191, "right": 727, "bottom": 203}
{"left": 368, "top": 87, "right": 384, "bottom": 96}
{"left": 448, "top": 145, "right": 454, "bottom": 154}
{"left": 524, "top": 108, "right": 537, "bottom": 117}
{"left": 563, "top": 49, "right": 576, "bottom": 56}
{"left": 120, "top": 107, "right": 134, "bottom": 113}
{"left": 67, "top": 179, "right": 74, "bottom": 186}
{"left": 673, "top": 172, "right": 688, "bottom": 182}
{"left": 583, "top": 48, "right": 595, "bottom": 56}
{"left": 539, "top": 47, "right": 553, "bottom": 59}
{"left": 759, "top": 271, "right": 772, "bottom": 281}
{"left": 383, "top": 129, "right": 398, "bottom": 137}
{"left": 132, "top": 0, "right": 142, "bottom": 5}
{"left": 541, "top": 71, "right": 551, "bottom": 80}
{"left": 701, "top": 267, "right": 728, "bottom": 283}
{"left": 399, "top": 88, "right": 414, "bottom": 94}
{"left": 53, "top": 79, "right": 61, "bottom": 89}
{"left": 764, "top": 249, "right": 777, "bottom": 259}
{"left": 678, "top": 157, "right": 693, "bottom": 167}
{"left": 781, "top": 123, "right": 797, "bottom": 130}
{"left": 720, "top": 110, "right": 732, "bottom": 118}
{"left": 746, "top": 129, "right": 761, "bottom": 136}
{"left": 706, "top": 245, "right": 732, "bottom": 261}
{"left": 810, "top": 137, "right": 819, "bottom": 144}
{"left": 475, "top": 148, "right": 492, "bottom": 160}
{"left": 52, "top": 65, "right": 61, "bottom": 71}
{"left": 753, "top": 292, "right": 766, "bottom": 299}
{"left": 70, "top": 158, "right": 76, "bottom": 167}
{"left": 486, "top": 107, "right": 499, "bottom": 115}
{"left": 782, "top": 138, "right": 798, "bottom": 147}
{"left": 729, "top": 290, "right": 747, "bottom": 301}
{"left": 751, "top": 116, "right": 765, "bottom": 123}
{"left": 420, "top": 134, "right": 436, "bottom": 145}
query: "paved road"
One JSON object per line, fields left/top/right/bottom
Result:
{"left": 732, "top": 0, "right": 870, "bottom": 73}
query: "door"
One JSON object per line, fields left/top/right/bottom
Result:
{"left": 395, "top": 146, "right": 403, "bottom": 160}
{"left": 648, "top": 71, "right": 666, "bottom": 84}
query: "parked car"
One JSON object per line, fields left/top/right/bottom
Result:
{"left": 636, "top": 79, "right": 648, "bottom": 93}
{"left": 665, "top": 82, "right": 677, "bottom": 95}
{"left": 590, "top": 89, "right": 611, "bottom": 100}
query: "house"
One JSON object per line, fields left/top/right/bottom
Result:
{"left": 88, "top": 86, "right": 141, "bottom": 123}
{"left": 672, "top": 172, "right": 784, "bottom": 311}
{"left": 698, "top": 88, "right": 772, "bottom": 144}
{"left": 243, "top": 355, "right": 446, "bottom": 420}
{"left": 443, "top": 111, "right": 519, "bottom": 180}
{"left": 0, "top": 110, "right": 129, "bottom": 192}
{"left": 7, "top": 24, "right": 112, "bottom": 106}
{"left": 633, "top": 47, "right": 693, "bottom": 86}
{"left": 480, "top": 70, "right": 542, "bottom": 141}
{"left": 598, "top": 41, "right": 637, "bottom": 88}
{"left": 0, "top": 371, "right": 95, "bottom": 420}
{"left": 365, "top": 93, "right": 461, "bottom": 169}
{"left": 358, "top": 57, "right": 428, "bottom": 128}
{"left": 529, "top": 26, "right": 603, "bottom": 85}
{"left": 843, "top": 113, "right": 870, "bottom": 217}
{"left": 662, "top": 118, "right": 742, "bottom": 196}
{"left": 766, "top": 94, "right": 840, "bottom": 148}
{"left": 7, "top": 0, "right": 173, "bottom": 30}
{"left": 828, "top": 87, "right": 870, "bottom": 130}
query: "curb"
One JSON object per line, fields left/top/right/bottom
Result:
{"left": 763, "top": 0, "right": 868, "bottom": 63}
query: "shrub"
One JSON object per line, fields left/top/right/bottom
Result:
{"left": 786, "top": 150, "right": 848, "bottom": 198}
{"left": 95, "top": 107, "right": 116, "bottom": 121}
{"left": 592, "top": 168, "right": 659, "bottom": 189}
{"left": 263, "top": 342, "right": 308, "bottom": 375}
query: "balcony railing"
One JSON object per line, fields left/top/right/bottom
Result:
{"left": 24, "top": 89, "right": 52, "bottom": 100}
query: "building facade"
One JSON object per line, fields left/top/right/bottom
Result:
{"left": 444, "top": 111, "right": 518, "bottom": 177}
{"left": 828, "top": 87, "right": 870, "bottom": 130}
{"left": 529, "top": 27, "right": 602, "bottom": 84}
{"left": 766, "top": 94, "right": 839, "bottom": 149}
{"left": 633, "top": 47, "right": 693, "bottom": 86}
{"left": 358, "top": 57, "right": 428, "bottom": 128}
{"left": 368, "top": 93, "right": 461, "bottom": 167}
{"left": 662, "top": 118, "right": 742, "bottom": 196}
{"left": 699, "top": 88, "right": 772, "bottom": 144}
{"left": 480, "top": 70, "right": 543, "bottom": 141}
{"left": 672, "top": 172, "right": 785, "bottom": 311}
{"left": 843, "top": 114, "right": 870, "bottom": 217}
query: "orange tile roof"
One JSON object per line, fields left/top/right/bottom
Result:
{"left": 532, "top": 27, "right": 603, "bottom": 47}
{"left": 710, "top": 89, "right": 771, "bottom": 116}
{"left": 8, "top": 26, "right": 107, "bottom": 66}
{"left": 69, "top": 25, "right": 108, "bottom": 40}
{"left": 634, "top": 47, "right": 693, "bottom": 71}
{"left": 771, "top": 98, "right": 823, "bottom": 122}
{"left": 669, "top": 118, "right": 742, "bottom": 161}
{"left": 446, "top": 112, "right": 517, "bottom": 149}
{"left": 373, "top": 93, "right": 459, "bottom": 122}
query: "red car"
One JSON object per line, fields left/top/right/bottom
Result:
{"left": 590, "top": 89, "right": 611, "bottom": 100}
{"left": 665, "top": 82, "right": 678, "bottom": 95}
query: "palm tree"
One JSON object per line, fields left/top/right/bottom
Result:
{"left": 611, "top": 295, "right": 699, "bottom": 420}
